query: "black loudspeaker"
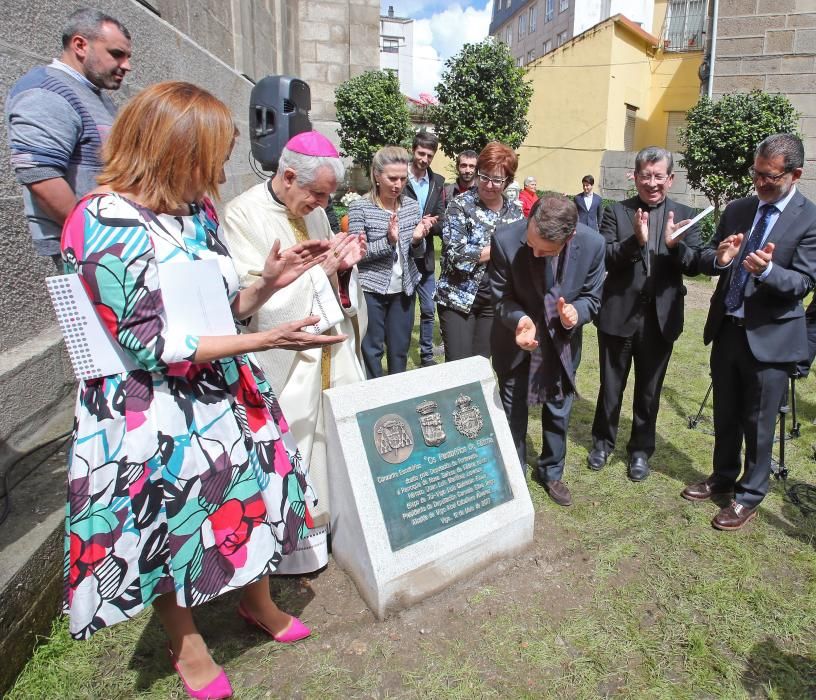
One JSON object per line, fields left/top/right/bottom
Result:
{"left": 249, "top": 75, "right": 311, "bottom": 172}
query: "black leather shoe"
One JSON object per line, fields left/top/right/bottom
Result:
{"left": 628, "top": 456, "right": 650, "bottom": 482}
{"left": 587, "top": 448, "right": 608, "bottom": 471}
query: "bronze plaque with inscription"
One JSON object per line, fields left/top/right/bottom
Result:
{"left": 356, "top": 382, "right": 512, "bottom": 551}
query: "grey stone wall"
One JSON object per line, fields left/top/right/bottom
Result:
{"left": 0, "top": 0, "right": 380, "bottom": 452}
{"left": 0, "top": 0, "right": 259, "bottom": 452}
{"left": 713, "top": 0, "right": 816, "bottom": 200}
{"left": 0, "top": 2, "right": 379, "bottom": 691}
{"left": 600, "top": 150, "right": 710, "bottom": 208}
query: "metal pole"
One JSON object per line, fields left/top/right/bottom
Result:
{"left": 707, "top": 0, "right": 719, "bottom": 99}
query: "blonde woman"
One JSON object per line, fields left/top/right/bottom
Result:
{"left": 348, "top": 146, "right": 437, "bottom": 377}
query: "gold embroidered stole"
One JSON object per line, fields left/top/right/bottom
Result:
{"left": 287, "top": 215, "right": 332, "bottom": 390}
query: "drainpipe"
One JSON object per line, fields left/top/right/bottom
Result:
{"left": 706, "top": 0, "right": 719, "bottom": 99}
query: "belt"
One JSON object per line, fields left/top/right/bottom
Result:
{"left": 725, "top": 315, "right": 745, "bottom": 327}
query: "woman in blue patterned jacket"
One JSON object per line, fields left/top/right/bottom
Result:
{"left": 435, "top": 142, "right": 524, "bottom": 361}
{"left": 348, "top": 146, "right": 436, "bottom": 377}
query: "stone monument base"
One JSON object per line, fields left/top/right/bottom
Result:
{"left": 323, "top": 356, "right": 534, "bottom": 620}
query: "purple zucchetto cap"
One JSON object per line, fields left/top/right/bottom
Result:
{"left": 285, "top": 131, "right": 339, "bottom": 158}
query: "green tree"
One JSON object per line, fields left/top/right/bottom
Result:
{"left": 334, "top": 70, "right": 413, "bottom": 174}
{"left": 430, "top": 38, "right": 533, "bottom": 158}
{"left": 679, "top": 91, "right": 800, "bottom": 216}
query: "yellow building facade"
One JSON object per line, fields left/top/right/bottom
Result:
{"left": 518, "top": 5, "right": 704, "bottom": 194}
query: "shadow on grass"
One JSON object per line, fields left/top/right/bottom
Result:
{"left": 742, "top": 638, "right": 816, "bottom": 699}
{"left": 129, "top": 575, "right": 315, "bottom": 693}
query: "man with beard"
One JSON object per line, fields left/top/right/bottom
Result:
{"left": 404, "top": 130, "right": 446, "bottom": 367}
{"left": 681, "top": 134, "right": 816, "bottom": 530}
{"left": 444, "top": 149, "right": 478, "bottom": 201}
{"left": 6, "top": 8, "right": 132, "bottom": 268}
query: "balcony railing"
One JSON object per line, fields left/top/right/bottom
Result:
{"left": 662, "top": 0, "right": 707, "bottom": 52}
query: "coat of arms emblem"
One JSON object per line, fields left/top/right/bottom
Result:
{"left": 373, "top": 414, "right": 414, "bottom": 464}
{"left": 453, "top": 394, "right": 483, "bottom": 439}
{"left": 415, "top": 400, "right": 446, "bottom": 447}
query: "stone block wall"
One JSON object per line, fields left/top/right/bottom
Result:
{"left": 0, "top": 1, "right": 378, "bottom": 692}
{"left": 0, "top": 0, "right": 380, "bottom": 461}
{"left": 714, "top": 0, "right": 816, "bottom": 199}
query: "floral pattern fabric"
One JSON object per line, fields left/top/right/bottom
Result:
{"left": 434, "top": 189, "right": 524, "bottom": 313}
{"left": 61, "top": 193, "right": 314, "bottom": 639}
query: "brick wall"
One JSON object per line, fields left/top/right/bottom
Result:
{"left": 714, "top": 0, "right": 816, "bottom": 199}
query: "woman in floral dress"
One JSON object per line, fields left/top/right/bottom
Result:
{"left": 60, "top": 81, "right": 344, "bottom": 698}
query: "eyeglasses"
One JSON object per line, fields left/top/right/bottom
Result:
{"left": 748, "top": 166, "right": 791, "bottom": 182}
{"left": 477, "top": 171, "right": 508, "bottom": 186}
{"left": 635, "top": 172, "right": 670, "bottom": 184}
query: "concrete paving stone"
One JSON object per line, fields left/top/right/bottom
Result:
{"left": 304, "top": 1, "right": 349, "bottom": 23}
{"left": 714, "top": 74, "right": 768, "bottom": 92}
{"left": 757, "top": 0, "right": 796, "bottom": 13}
{"left": 787, "top": 11, "right": 816, "bottom": 27}
{"left": 719, "top": 0, "right": 758, "bottom": 16}
{"left": 794, "top": 27, "right": 816, "bottom": 52}
{"left": 715, "top": 36, "right": 765, "bottom": 56}
{"left": 718, "top": 14, "right": 786, "bottom": 38}
{"left": 766, "top": 28, "right": 796, "bottom": 53}
{"left": 739, "top": 56, "right": 782, "bottom": 74}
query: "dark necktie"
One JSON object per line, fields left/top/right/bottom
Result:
{"left": 528, "top": 246, "right": 576, "bottom": 405}
{"left": 724, "top": 203, "right": 777, "bottom": 311}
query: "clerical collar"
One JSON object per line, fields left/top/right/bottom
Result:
{"left": 267, "top": 179, "right": 286, "bottom": 206}
{"left": 636, "top": 197, "right": 666, "bottom": 212}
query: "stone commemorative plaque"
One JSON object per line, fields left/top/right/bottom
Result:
{"left": 356, "top": 383, "right": 512, "bottom": 551}
{"left": 323, "top": 356, "right": 534, "bottom": 620}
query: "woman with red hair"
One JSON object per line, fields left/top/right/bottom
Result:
{"left": 434, "top": 142, "right": 524, "bottom": 361}
{"left": 60, "top": 81, "right": 342, "bottom": 698}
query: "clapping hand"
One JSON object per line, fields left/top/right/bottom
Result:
{"left": 337, "top": 232, "right": 366, "bottom": 271}
{"left": 261, "top": 239, "right": 329, "bottom": 292}
{"left": 664, "top": 211, "right": 693, "bottom": 249}
{"left": 557, "top": 297, "right": 578, "bottom": 329}
{"left": 322, "top": 232, "right": 366, "bottom": 275}
{"left": 515, "top": 316, "right": 539, "bottom": 351}
{"left": 716, "top": 233, "right": 744, "bottom": 266}
{"left": 634, "top": 208, "right": 649, "bottom": 246}
{"left": 387, "top": 212, "right": 399, "bottom": 246}
{"left": 743, "top": 241, "right": 774, "bottom": 275}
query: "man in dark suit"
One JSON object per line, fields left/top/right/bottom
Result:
{"left": 575, "top": 174, "right": 604, "bottom": 231}
{"left": 491, "top": 196, "right": 605, "bottom": 505}
{"left": 681, "top": 133, "right": 816, "bottom": 530}
{"left": 588, "top": 147, "right": 701, "bottom": 481}
{"left": 404, "top": 130, "right": 446, "bottom": 366}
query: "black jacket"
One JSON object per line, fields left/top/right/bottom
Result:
{"left": 596, "top": 196, "right": 700, "bottom": 342}
{"left": 490, "top": 219, "right": 605, "bottom": 376}
{"left": 699, "top": 191, "right": 816, "bottom": 363}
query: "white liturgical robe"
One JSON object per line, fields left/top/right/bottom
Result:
{"left": 223, "top": 181, "right": 367, "bottom": 573}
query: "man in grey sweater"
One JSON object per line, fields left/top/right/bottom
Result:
{"left": 5, "top": 8, "right": 131, "bottom": 267}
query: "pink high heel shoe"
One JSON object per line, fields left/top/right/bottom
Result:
{"left": 168, "top": 645, "right": 233, "bottom": 699}
{"left": 237, "top": 603, "right": 311, "bottom": 643}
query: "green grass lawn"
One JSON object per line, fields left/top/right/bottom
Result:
{"left": 8, "top": 278, "right": 816, "bottom": 699}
